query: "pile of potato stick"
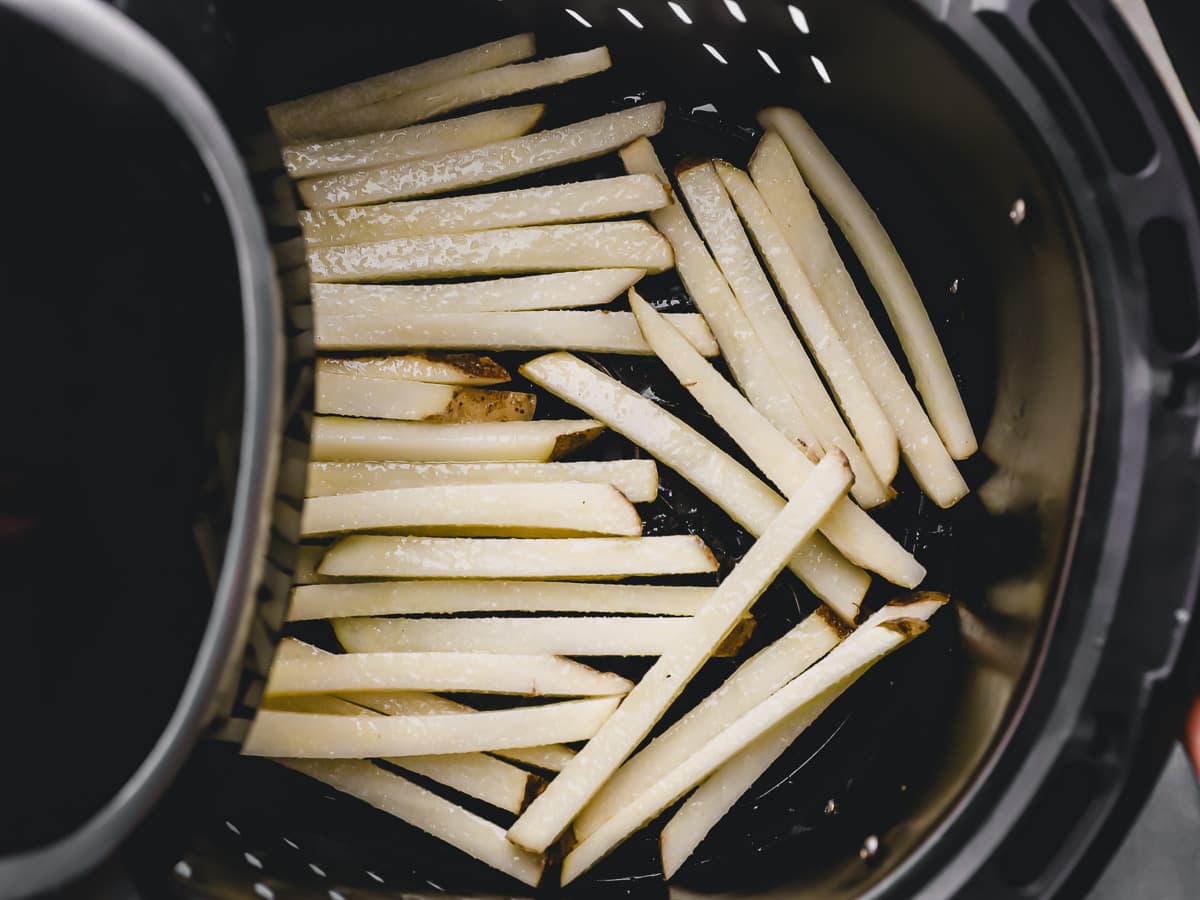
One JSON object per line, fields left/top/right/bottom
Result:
{"left": 234, "top": 32, "right": 975, "bottom": 887}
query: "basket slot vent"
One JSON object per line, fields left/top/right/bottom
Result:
{"left": 1029, "top": 0, "right": 1156, "bottom": 174}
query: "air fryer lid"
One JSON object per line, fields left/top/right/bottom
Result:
{"left": 143, "top": 1, "right": 1200, "bottom": 899}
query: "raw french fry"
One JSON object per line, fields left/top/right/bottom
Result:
{"left": 306, "top": 222, "right": 674, "bottom": 282}
{"left": 278, "top": 759, "right": 545, "bottom": 886}
{"left": 333, "top": 616, "right": 751, "bottom": 657}
{"left": 758, "top": 108, "right": 977, "bottom": 461}
{"left": 262, "top": 694, "right": 532, "bottom": 814}
{"left": 305, "top": 459, "right": 658, "bottom": 503}
{"left": 264, "top": 643, "right": 632, "bottom": 698}
{"left": 301, "top": 175, "right": 668, "bottom": 245}
{"left": 316, "top": 371, "right": 535, "bottom": 422}
{"left": 283, "top": 104, "right": 544, "bottom": 178}
{"left": 288, "top": 580, "right": 710, "bottom": 620}
{"left": 268, "top": 33, "right": 537, "bottom": 141}
{"left": 574, "top": 610, "right": 843, "bottom": 840}
{"left": 318, "top": 534, "right": 719, "bottom": 580}
{"left": 248, "top": 696, "right": 621, "bottom": 756}
{"left": 300, "top": 482, "right": 642, "bottom": 538}
{"left": 676, "top": 162, "right": 889, "bottom": 509}
{"left": 318, "top": 352, "right": 509, "bottom": 386}
{"left": 271, "top": 643, "right": 578, "bottom": 767}
{"left": 311, "top": 270, "right": 645, "bottom": 316}
{"left": 506, "top": 452, "right": 852, "bottom": 854}
{"left": 315, "top": 310, "right": 717, "bottom": 356}
{"left": 343, "top": 691, "right": 577, "bottom": 771}
{"left": 715, "top": 161, "right": 898, "bottom": 485}
{"left": 620, "top": 137, "right": 817, "bottom": 449}
{"left": 310, "top": 417, "right": 605, "bottom": 463}
{"left": 306, "top": 48, "right": 611, "bottom": 141}
{"left": 299, "top": 102, "right": 666, "bottom": 208}
{"left": 520, "top": 353, "right": 870, "bottom": 619}
{"left": 748, "top": 131, "right": 969, "bottom": 506}
{"left": 629, "top": 294, "right": 925, "bottom": 588}
{"left": 560, "top": 614, "right": 931, "bottom": 883}
{"left": 658, "top": 594, "right": 947, "bottom": 876}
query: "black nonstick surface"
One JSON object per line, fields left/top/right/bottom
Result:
{"left": 154, "top": 1, "right": 1095, "bottom": 897}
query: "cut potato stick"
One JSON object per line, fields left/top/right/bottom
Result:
{"left": 283, "top": 104, "right": 544, "bottom": 178}
{"left": 318, "top": 534, "right": 719, "bottom": 580}
{"left": 308, "top": 48, "right": 611, "bottom": 141}
{"left": 715, "top": 161, "right": 898, "bottom": 485}
{"left": 620, "top": 138, "right": 817, "bottom": 449}
{"left": 316, "top": 310, "right": 716, "bottom": 356}
{"left": 675, "top": 162, "right": 888, "bottom": 508}
{"left": 574, "top": 610, "right": 843, "bottom": 840}
{"left": 279, "top": 759, "right": 544, "bottom": 886}
{"left": 343, "top": 691, "right": 577, "bottom": 771}
{"left": 310, "top": 417, "right": 604, "bottom": 463}
{"left": 290, "top": 545, "right": 327, "bottom": 585}
{"left": 561, "top": 614, "right": 931, "bottom": 884}
{"left": 299, "top": 102, "right": 666, "bottom": 208}
{"left": 758, "top": 108, "right": 977, "bottom": 460}
{"left": 306, "top": 222, "right": 674, "bottom": 282}
{"left": 629, "top": 294, "right": 925, "bottom": 588}
{"left": 288, "top": 580, "right": 710, "bottom": 620}
{"left": 302, "top": 175, "right": 668, "bottom": 245}
{"left": 262, "top": 694, "right": 532, "bottom": 814}
{"left": 334, "top": 616, "right": 748, "bottom": 657}
{"left": 306, "top": 459, "right": 658, "bottom": 503}
{"left": 273, "top": 645, "right": 578, "bottom": 767}
{"left": 300, "top": 482, "right": 642, "bottom": 538}
{"left": 318, "top": 352, "right": 509, "bottom": 386}
{"left": 658, "top": 595, "right": 947, "bottom": 876}
{"left": 268, "top": 33, "right": 537, "bottom": 142}
{"left": 311, "top": 270, "right": 645, "bottom": 316}
{"left": 520, "top": 353, "right": 870, "bottom": 618}
{"left": 316, "top": 371, "right": 534, "bottom": 422}
{"left": 507, "top": 452, "right": 852, "bottom": 853}
{"left": 249, "top": 696, "right": 621, "bottom": 755}
{"left": 264, "top": 644, "right": 632, "bottom": 698}
{"left": 748, "top": 131, "right": 969, "bottom": 506}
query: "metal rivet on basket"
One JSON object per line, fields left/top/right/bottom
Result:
{"left": 1009, "top": 198, "right": 1027, "bottom": 225}
{"left": 859, "top": 834, "right": 881, "bottom": 860}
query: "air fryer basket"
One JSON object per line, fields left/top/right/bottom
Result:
{"left": 132, "top": 1, "right": 1200, "bottom": 898}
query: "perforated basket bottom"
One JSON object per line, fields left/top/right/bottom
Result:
{"left": 160, "top": 1, "right": 1013, "bottom": 896}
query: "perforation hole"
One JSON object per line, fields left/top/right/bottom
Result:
{"left": 811, "top": 55, "right": 831, "bottom": 83}
{"left": 668, "top": 2, "right": 693, "bottom": 25}
{"left": 788, "top": 4, "right": 811, "bottom": 33}
{"left": 703, "top": 43, "right": 729, "bottom": 64}
{"left": 758, "top": 49, "right": 782, "bottom": 74}
{"left": 724, "top": 0, "right": 747, "bottom": 23}
{"left": 564, "top": 8, "right": 592, "bottom": 28}
{"left": 617, "top": 7, "right": 644, "bottom": 29}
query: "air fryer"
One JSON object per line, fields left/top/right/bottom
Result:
{"left": 3, "top": 1, "right": 1199, "bottom": 899}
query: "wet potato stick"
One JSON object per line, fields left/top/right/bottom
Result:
{"left": 619, "top": 138, "right": 818, "bottom": 449}
{"left": 758, "top": 107, "right": 977, "bottom": 460}
{"left": 628, "top": 293, "right": 925, "bottom": 588}
{"left": 506, "top": 451, "right": 853, "bottom": 854}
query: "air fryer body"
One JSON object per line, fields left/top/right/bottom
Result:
{"left": 8, "top": 1, "right": 1199, "bottom": 899}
